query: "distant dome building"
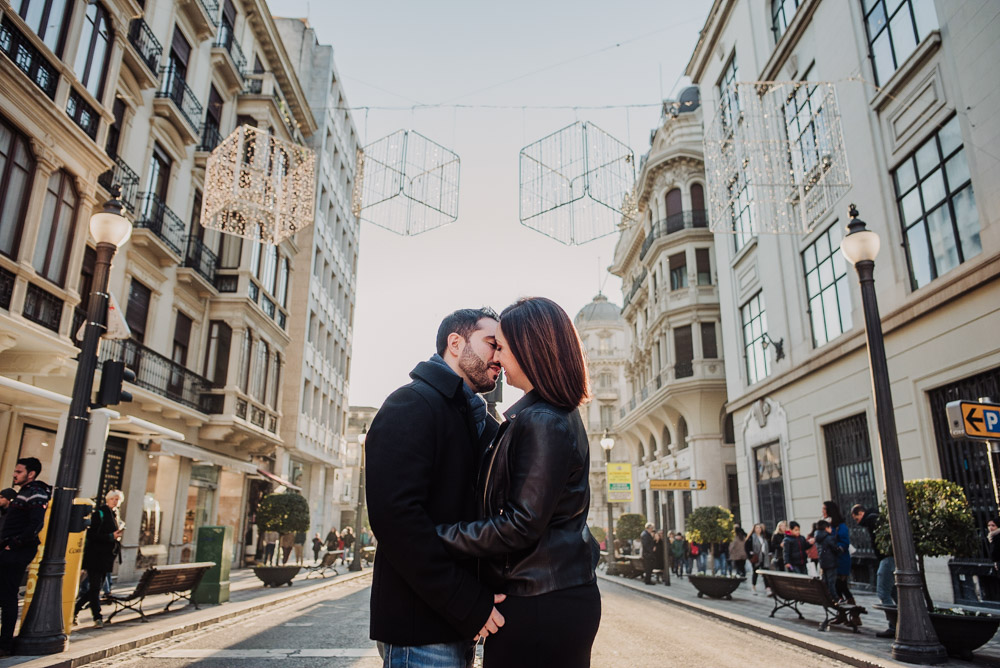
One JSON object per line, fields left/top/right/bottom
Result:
{"left": 574, "top": 294, "right": 628, "bottom": 539}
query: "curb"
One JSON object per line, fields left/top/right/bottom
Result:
{"left": 9, "top": 570, "right": 372, "bottom": 668}
{"left": 598, "top": 573, "right": 909, "bottom": 668}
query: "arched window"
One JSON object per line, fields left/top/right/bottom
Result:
{"left": 33, "top": 170, "right": 77, "bottom": 286}
{"left": 677, "top": 417, "right": 689, "bottom": 450}
{"left": 665, "top": 188, "right": 682, "bottom": 218}
{"left": 0, "top": 118, "right": 35, "bottom": 259}
{"left": 18, "top": 0, "right": 71, "bottom": 53}
{"left": 73, "top": 2, "right": 113, "bottom": 100}
{"left": 661, "top": 426, "right": 672, "bottom": 452}
{"left": 690, "top": 183, "right": 705, "bottom": 212}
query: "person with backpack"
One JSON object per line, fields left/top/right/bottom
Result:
{"left": 813, "top": 519, "right": 842, "bottom": 600}
{"left": 74, "top": 490, "right": 124, "bottom": 628}
{"left": 782, "top": 522, "right": 810, "bottom": 574}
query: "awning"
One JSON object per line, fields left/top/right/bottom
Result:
{"left": 154, "top": 439, "right": 258, "bottom": 475}
{"left": 0, "top": 375, "right": 71, "bottom": 410}
{"left": 109, "top": 415, "right": 185, "bottom": 442}
{"left": 256, "top": 468, "right": 302, "bottom": 492}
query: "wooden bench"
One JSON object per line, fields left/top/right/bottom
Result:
{"left": 304, "top": 550, "right": 345, "bottom": 579}
{"left": 760, "top": 570, "right": 867, "bottom": 632}
{"left": 106, "top": 562, "right": 215, "bottom": 623}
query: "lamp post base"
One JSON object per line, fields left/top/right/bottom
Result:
{"left": 891, "top": 640, "right": 947, "bottom": 665}
{"left": 348, "top": 556, "right": 362, "bottom": 572}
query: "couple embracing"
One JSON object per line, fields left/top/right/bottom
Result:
{"left": 366, "top": 298, "right": 601, "bottom": 668}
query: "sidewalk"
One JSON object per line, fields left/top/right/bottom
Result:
{"left": 598, "top": 571, "right": 1000, "bottom": 668}
{"left": 1, "top": 563, "right": 372, "bottom": 668}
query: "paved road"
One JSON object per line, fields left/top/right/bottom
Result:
{"left": 87, "top": 575, "right": 851, "bottom": 667}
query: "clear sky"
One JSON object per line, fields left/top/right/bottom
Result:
{"left": 276, "top": 0, "right": 713, "bottom": 410}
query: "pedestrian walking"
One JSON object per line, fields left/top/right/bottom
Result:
{"left": 293, "top": 530, "right": 306, "bottom": 565}
{"left": 813, "top": 520, "right": 841, "bottom": 600}
{"left": 279, "top": 532, "right": 295, "bottom": 564}
{"left": 670, "top": 532, "right": 687, "bottom": 578}
{"left": 312, "top": 532, "right": 324, "bottom": 563}
{"left": 823, "top": 501, "right": 854, "bottom": 605}
{"left": 781, "top": 521, "right": 809, "bottom": 574}
{"left": 806, "top": 522, "right": 820, "bottom": 576}
{"left": 747, "top": 523, "right": 769, "bottom": 594}
{"left": 770, "top": 521, "right": 788, "bottom": 571}
{"left": 341, "top": 526, "right": 355, "bottom": 561}
{"left": 0, "top": 489, "right": 17, "bottom": 536}
{"left": 852, "top": 504, "right": 895, "bottom": 637}
{"left": 730, "top": 526, "right": 748, "bottom": 577}
{"left": 640, "top": 523, "right": 656, "bottom": 585}
{"left": 325, "top": 527, "right": 339, "bottom": 553}
{"left": 0, "top": 458, "right": 50, "bottom": 656}
{"left": 653, "top": 530, "right": 665, "bottom": 581}
{"left": 711, "top": 540, "right": 729, "bottom": 575}
{"left": 74, "top": 490, "right": 124, "bottom": 628}
{"left": 989, "top": 517, "right": 1000, "bottom": 572}
{"left": 263, "top": 530, "right": 278, "bottom": 565}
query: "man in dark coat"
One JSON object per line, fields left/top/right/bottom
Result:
{"left": 366, "top": 308, "right": 505, "bottom": 667}
{"left": 852, "top": 504, "right": 895, "bottom": 638}
{"left": 0, "top": 458, "right": 50, "bottom": 656}
{"left": 75, "top": 490, "right": 123, "bottom": 627}
{"left": 640, "top": 523, "right": 656, "bottom": 584}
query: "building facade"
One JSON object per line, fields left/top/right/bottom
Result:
{"left": 0, "top": 0, "right": 353, "bottom": 581}
{"left": 574, "top": 294, "right": 628, "bottom": 535}
{"left": 686, "top": 0, "right": 999, "bottom": 600}
{"left": 609, "top": 89, "right": 733, "bottom": 534}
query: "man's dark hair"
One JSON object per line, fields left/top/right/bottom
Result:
{"left": 850, "top": 504, "right": 865, "bottom": 517}
{"left": 17, "top": 457, "right": 41, "bottom": 477}
{"left": 435, "top": 307, "right": 498, "bottom": 356}
{"left": 789, "top": 521, "right": 800, "bottom": 530}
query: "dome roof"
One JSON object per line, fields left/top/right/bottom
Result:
{"left": 575, "top": 293, "right": 622, "bottom": 326}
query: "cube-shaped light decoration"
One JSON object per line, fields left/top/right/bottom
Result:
{"left": 352, "top": 129, "right": 460, "bottom": 236}
{"left": 202, "top": 125, "right": 316, "bottom": 245}
{"left": 519, "top": 121, "right": 636, "bottom": 246}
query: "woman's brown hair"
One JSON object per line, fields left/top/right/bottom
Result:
{"left": 499, "top": 297, "right": 591, "bottom": 410}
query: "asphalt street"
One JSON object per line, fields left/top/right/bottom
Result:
{"left": 84, "top": 574, "right": 853, "bottom": 667}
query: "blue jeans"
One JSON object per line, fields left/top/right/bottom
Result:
{"left": 877, "top": 557, "right": 897, "bottom": 606}
{"left": 379, "top": 641, "right": 474, "bottom": 668}
{"left": 712, "top": 553, "right": 728, "bottom": 575}
{"left": 696, "top": 553, "right": 707, "bottom": 573}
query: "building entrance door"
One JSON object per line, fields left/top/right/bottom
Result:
{"left": 754, "top": 442, "right": 785, "bottom": 534}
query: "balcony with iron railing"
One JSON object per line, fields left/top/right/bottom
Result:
{"left": 211, "top": 23, "right": 246, "bottom": 90}
{"left": 212, "top": 268, "right": 289, "bottom": 332}
{"left": 97, "top": 154, "right": 140, "bottom": 214}
{"left": 621, "top": 268, "right": 647, "bottom": 310}
{"left": 133, "top": 192, "right": 186, "bottom": 258}
{"left": 125, "top": 18, "right": 162, "bottom": 85}
{"left": 154, "top": 65, "right": 203, "bottom": 143}
{"left": 640, "top": 209, "right": 709, "bottom": 260}
{"left": 177, "top": 0, "right": 219, "bottom": 40}
{"left": 239, "top": 71, "right": 299, "bottom": 141}
{"left": 198, "top": 119, "right": 223, "bottom": 153}
{"left": 97, "top": 338, "right": 212, "bottom": 412}
{"left": 0, "top": 16, "right": 58, "bottom": 100}
{"left": 618, "top": 359, "right": 726, "bottom": 419}
{"left": 181, "top": 235, "right": 218, "bottom": 285}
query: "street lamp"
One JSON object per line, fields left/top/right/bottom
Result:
{"left": 16, "top": 192, "right": 131, "bottom": 654}
{"left": 840, "top": 204, "right": 945, "bottom": 665}
{"left": 600, "top": 430, "right": 616, "bottom": 560}
{"left": 348, "top": 424, "right": 367, "bottom": 572}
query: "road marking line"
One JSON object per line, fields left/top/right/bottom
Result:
{"left": 152, "top": 649, "right": 380, "bottom": 659}
{"left": 281, "top": 622, "right": 314, "bottom": 626}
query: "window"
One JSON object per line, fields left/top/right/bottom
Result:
{"left": 665, "top": 187, "right": 682, "bottom": 219}
{"left": 0, "top": 118, "right": 35, "bottom": 259}
{"left": 268, "top": 353, "right": 281, "bottom": 409}
{"left": 218, "top": 234, "right": 241, "bottom": 268}
{"left": 260, "top": 244, "right": 277, "bottom": 293}
{"left": 105, "top": 98, "right": 125, "bottom": 158}
{"left": 701, "top": 322, "right": 718, "bottom": 359}
{"left": 674, "top": 325, "right": 693, "bottom": 379}
{"left": 863, "top": 0, "right": 938, "bottom": 86}
{"left": 803, "top": 223, "right": 852, "bottom": 347}
{"left": 669, "top": 253, "right": 687, "bottom": 290}
{"left": 717, "top": 55, "right": 740, "bottom": 134}
{"left": 249, "top": 240, "right": 261, "bottom": 276}
{"left": 730, "top": 169, "right": 755, "bottom": 251}
{"left": 741, "top": 292, "right": 770, "bottom": 384}
{"left": 783, "top": 78, "right": 829, "bottom": 178}
{"left": 239, "top": 329, "right": 251, "bottom": 392}
{"left": 754, "top": 442, "right": 786, "bottom": 535}
{"left": 600, "top": 405, "right": 614, "bottom": 430}
{"left": 894, "top": 116, "right": 979, "bottom": 290}
{"left": 126, "top": 279, "right": 151, "bottom": 343}
{"left": 771, "top": 0, "right": 801, "bottom": 42}
{"left": 33, "top": 170, "right": 77, "bottom": 285}
{"left": 696, "top": 249, "right": 712, "bottom": 285}
{"left": 203, "top": 321, "right": 231, "bottom": 386}
{"left": 73, "top": 2, "right": 112, "bottom": 100}
{"left": 277, "top": 257, "right": 289, "bottom": 307}
{"left": 172, "top": 312, "right": 192, "bottom": 368}
{"left": 250, "top": 338, "right": 269, "bottom": 401}
{"left": 17, "top": 0, "right": 70, "bottom": 53}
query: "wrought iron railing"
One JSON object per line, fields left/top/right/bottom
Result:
{"left": 22, "top": 283, "right": 62, "bottom": 332}
{"left": 183, "top": 236, "right": 217, "bottom": 284}
{"left": 214, "top": 272, "right": 238, "bottom": 292}
{"left": 199, "top": 120, "right": 222, "bottom": 152}
{"left": 674, "top": 360, "right": 694, "bottom": 379}
{"left": 640, "top": 210, "right": 709, "bottom": 259}
{"left": 127, "top": 19, "right": 162, "bottom": 75}
{"left": 97, "top": 154, "right": 140, "bottom": 213}
{"left": 156, "top": 65, "right": 203, "bottom": 133}
{"left": 213, "top": 23, "right": 246, "bottom": 76}
{"left": 99, "top": 338, "right": 210, "bottom": 411}
{"left": 242, "top": 71, "right": 264, "bottom": 94}
{"left": 0, "top": 16, "right": 58, "bottom": 99}
{"left": 66, "top": 89, "right": 99, "bottom": 139}
{"left": 198, "top": 0, "right": 220, "bottom": 26}
{"left": 0, "top": 266, "right": 14, "bottom": 310}
{"left": 134, "top": 192, "right": 186, "bottom": 256}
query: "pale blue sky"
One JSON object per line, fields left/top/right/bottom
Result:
{"left": 275, "top": 0, "right": 713, "bottom": 409}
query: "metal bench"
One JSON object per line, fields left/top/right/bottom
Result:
{"left": 361, "top": 546, "right": 376, "bottom": 564}
{"left": 760, "top": 569, "right": 867, "bottom": 632}
{"left": 304, "top": 550, "right": 345, "bottom": 579}
{"left": 106, "top": 562, "right": 215, "bottom": 623}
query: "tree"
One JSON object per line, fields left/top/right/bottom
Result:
{"left": 255, "top": 492, "right": 310, "bottom": 536}
{"left": 874, "top": 478, "right": 976, "bottom": 611}
{"left": 685, "top": 506, "right": 735, "bottom": 574}
{"left": 589, "top": 525, "right": 607, "bottom": 545}
{"left": 615, "top": 513, "right": 646, "bottom": 544}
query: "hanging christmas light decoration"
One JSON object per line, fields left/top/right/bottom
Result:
{"left": 202, "top": 125, "right": 316, "bottom": 244}
{"left": 703, "top": 81, "right": 851, "bottom": 236}
{"left": 352, "top": 129, "right": 460, "bottom": 236}
{"left": 519, "top": 121, "right": 636, "bottom": 246}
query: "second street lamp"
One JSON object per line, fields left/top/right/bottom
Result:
{"left": 349, "top": 424, "right": 368, "bottom": 572}
{"left": 600, "top": 430, "right": 616, "bottom": 560}
{"left": 840, "top": 204, "right": 946, "bottom": 665}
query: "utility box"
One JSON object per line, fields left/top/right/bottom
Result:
{"left": 193, "top": 525, "right": 232, "bottom": 604}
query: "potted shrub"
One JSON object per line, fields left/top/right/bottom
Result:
{"left": 252, "top": 492, "right": 310, "bottom": 587}
{"left": 685, "top": 505, "right": 743, "bottom": 599}
{"left": 607, "top": 513, "right": 645, "bottom": 578}
{"left": 874, "top": 478, "right": 999, "bottom": 659}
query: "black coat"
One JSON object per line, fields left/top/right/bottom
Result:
{"left": 366, "top": 360, "right": 499, "bottom": 645}
{"left": 437, "top": 391, "right": 598, "bottom": 596}
{"left": 857, "top": 510, "right": 884, "bottom": 561}
{"left": 641, "top": 530, "right": 656, "bottom": 567}
{"left": 82, "top": 504, "right": 120, "bottom": 573}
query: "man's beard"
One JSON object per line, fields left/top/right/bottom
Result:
{"left": 459, "top": 345, "right": 497, "bottom": 393}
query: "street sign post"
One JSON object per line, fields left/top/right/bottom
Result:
{"left": 946, "top": 400, "right": 1000, "bottom": 441}
{"left": 649, "top": 479, "right": 707, "bottom": 491}
{"left": 606, "top": 463, "right": 633, "bottom": 502}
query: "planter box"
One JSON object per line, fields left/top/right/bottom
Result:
{"left": 688, "top": 574, "right": 745, "bottom": 600}
{"left": 876, "top": 604, "right": 1000, "bottom": 660}
{"left": 252, "top": 565, "right": 301, "bottom": 587}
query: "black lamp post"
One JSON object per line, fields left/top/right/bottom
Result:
{"left": 348, "top": 424, "right": 367, "bottom": 572}
{"left": 16, "top": 193, "right": 131, "bottom": 654}
{"left": 840, "top": 204, "right": 945, "bottom": 665}
{"left": 600, "top": 430, "right": 616, "bottom": 560}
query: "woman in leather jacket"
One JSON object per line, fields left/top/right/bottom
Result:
{"left": 437, "top": 297, "right": 601, "bottom": 667}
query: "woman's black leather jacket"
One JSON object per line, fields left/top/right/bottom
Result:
{"left": 437, "top": 391, "right": 599, "bottom": 596}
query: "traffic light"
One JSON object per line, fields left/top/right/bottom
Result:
{"left": 96, "top": 360, "right": 135, "bottom": 406}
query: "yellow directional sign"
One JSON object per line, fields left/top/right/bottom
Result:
{"left": 606, "top": 463, "right": 633, "bottom": 503}
{"left": 946, "top": 400, "right": 1000, "bottom": 440}
{"left": 650, "top": 479, "right": 707, "bottom": 491}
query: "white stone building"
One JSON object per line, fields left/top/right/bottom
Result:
{"left": 686, "top": 0, "right": 999, "bottom": 600}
